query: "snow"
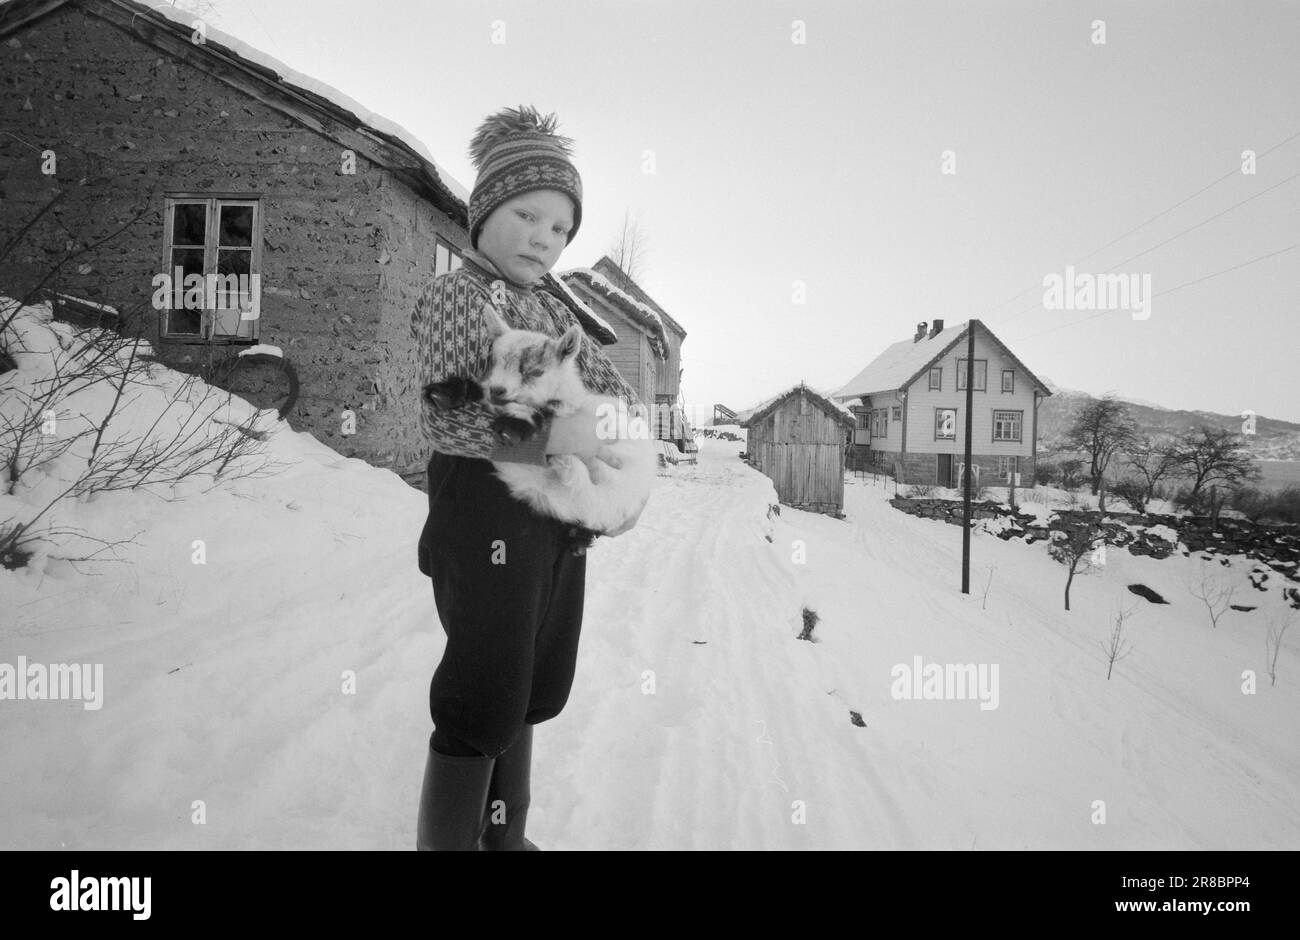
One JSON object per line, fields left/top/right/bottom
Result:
{"left": 545, "top": 273, "right": 618, "bottom": 342}
{"left": 561, "top": 268, "right": 666, "bottom": 341}
{"left": 238, "top": 343, "right": 283, "bottom": 359}
{"left": 833, "top": 321, "right": 969, "bottom": 400}
{"left": 1145, "top": 524, "right": 1180, "bottom": 544}
{"left": 50, "top": 293, "right": 119, "bottom": 315}
{"left": 734, "top": 385, "right": 852, "bottom": 425}
{"left": 3, "top": 299, "right": 1299, "bottom": 849}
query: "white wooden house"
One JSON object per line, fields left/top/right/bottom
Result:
{"left": 831, "top": 319, "right": 1051, "bottom": 487}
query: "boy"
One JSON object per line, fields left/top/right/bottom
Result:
{"left": 410, "top": 106, "right": 646, "bottom": 850}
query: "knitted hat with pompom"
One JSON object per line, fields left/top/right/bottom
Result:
{"left": 467, "top": 105, "right": 583, "bottom": 248}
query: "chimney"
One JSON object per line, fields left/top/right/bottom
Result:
{"left": 929, "top": 318, "right": 944, "bottom": 338}
{"left": 913, "top": 321, "right": 928, "bottom": 343}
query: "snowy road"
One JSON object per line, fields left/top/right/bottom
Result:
{"left": 3, "top": 397, "right": 1298, "bottom": 849}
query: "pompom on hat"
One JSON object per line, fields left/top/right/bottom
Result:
{"left": 467, "top": 105, "right": 583, "bottom": 248}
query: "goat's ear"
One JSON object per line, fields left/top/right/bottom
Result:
{"left": 481, "top": 302, "right": 509, "bottom": 338}
{"left": 556, "top": 324, "right": 583, "bottom": 361}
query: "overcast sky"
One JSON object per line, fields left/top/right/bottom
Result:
{"left": 190, "top": 0, "right": 1300, "bottom": 423}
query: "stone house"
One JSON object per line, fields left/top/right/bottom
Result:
{"left": 0, "top": 0, "right": 477, "bottom": 479}
{"left": 831, "top": 318, "right": 1052, "bottom": 487}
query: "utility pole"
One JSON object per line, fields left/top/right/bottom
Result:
{"left": 961, "top": 319, "right": 976, "bottom": 594}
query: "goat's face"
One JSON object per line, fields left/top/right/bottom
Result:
{"left": 481, "top": 305, "right": 583, "bottom": 410}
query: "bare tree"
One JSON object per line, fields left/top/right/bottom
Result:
{"left": 1063, "top": 395, "right": 1140, "bottom": 496}
{"left": 1048, "top": 523, "right": 1104, "bottom": 611}
{"left": 1265, "top": 609, "right": 1293, "bottom": 687}
{"left": 607, "top": 208, "right": 648, "bottom": 283}
{"left": 1, "top": 300, "right": 284, "bottom": 569}
{"left": 1163, "top": 425, "right": 1261, "bottom": 504}
{"left": 1101, "top": 602, "right": 1135, "bottom": 679}
{"left": 1122, "top": 434, "right": 1179, "bottom": 509}
{"left": 1186, "top": 563, "right": 1236, "bottom": 628}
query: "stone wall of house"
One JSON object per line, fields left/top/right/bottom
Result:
{"left": 888, "top": 498, "right": 1300, "bottom": 586}
{"left": 861, "top": 451, "right": 1037, "bottom": 487}
{"left": 0, "top": 4, "right": 468, "bottom": 480}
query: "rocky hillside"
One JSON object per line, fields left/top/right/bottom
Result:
{"left": 1037, "top": 379, "right": 1300, "bottom": 460}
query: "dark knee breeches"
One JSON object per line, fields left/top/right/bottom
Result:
{"left": 418, "top": 451, "right": 591, "bottom": 759}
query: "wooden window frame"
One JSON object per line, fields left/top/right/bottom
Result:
{"left": 434, "top": 236, "right": 464, "bottom": 277}
{"left": 160, "top": 194, "right": 262, "bottom": 344}
{"left": 992, "top": 409, "right": 1023, "bottom": 442}
{"left": 1002, "top": 369, "right": 1015, "bottom": 393}
{"left": 956, "top": 358, "right": 987, "bottom": 392}
{"left": 934, "top": 407, "right": 957, "bottom": 441}
{"left": 998, "top": 455, "right": 1019, "bottom": 483}
{"left": 891, "top": 405, "right": 901, "bottom": 422}
{"left": 929, "top": 366, "right": 942, "bottom": 391}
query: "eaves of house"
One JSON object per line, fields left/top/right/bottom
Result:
{"left": 738, "top": 383, "right": 857, "bottom": 429}
{"left": 590, "top": 256, "right": 687, "bottom": 340}
{"left": 0, "top": 0, "right": 470, "bottom": 224}
{"left": 833, "top": 319, "right": 1052, "bottom": 401}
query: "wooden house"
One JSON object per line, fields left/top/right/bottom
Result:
{"left": 739, "top": 383, "right": 856, "bottom": 515}
{"left": 561, "top": 256, "right": 693, "bottom": 451}
{"left": 0, "top": 0, "right": 620, "bottom": 483}
{"left": 831, "top": 318, "right": 1052, "bottom": 487}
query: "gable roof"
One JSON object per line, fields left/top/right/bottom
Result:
{"left": 590, "top": 256, "right": 687, "bottom": 339}
{"left": 832, "top": 319, "right": 1052, "bottom": 400}
{"left": 0, "top": 0, "right": 470, "bottom": 221}
{"left": 738, "top": 383, "right": 857, "bottom": 430}
{"left": 538, "top": 272, "right": 619, "bottom": 347}
{"left": 560, "top": 268, "right": 669, "bottom": 357}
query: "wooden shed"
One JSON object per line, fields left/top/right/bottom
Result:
{"left": 739, "top": 383, "right": 856, "bottom": 516}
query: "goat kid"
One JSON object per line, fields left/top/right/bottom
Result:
{"left": 423, "top": 305, "right": 655, "bottom": 535}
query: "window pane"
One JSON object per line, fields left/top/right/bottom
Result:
{"left": 435, "top": 244, "right": 450, "bottom": 277}
{"left": 172, "top": 203, "right": 207, "bottom": 246}
{"left": 450, "top": 251, "right": 463, "bottom": 271}
{"left": 168, "top": 247, "right": 205, "bottom": 333}
{"left": 216, "top": 249, "right": 252, "bottom": 311}
{"left": 219, "top": 205, "right": 254, "bottom": 247}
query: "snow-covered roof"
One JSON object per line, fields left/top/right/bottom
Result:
{"left": 591, "top": 256, "right": 687, "bottom": 339}
{"left": 833, "top": 321, "right": 971, "bottom": 400}
{"left": 0, "top": 0, "right": 471, "bottom": 207}
{"left": 832, "top": 319, "right": 1051, "bottom": 401}
{"left": 735, "top": 383, "right": 856, "bottom": 428}
{"left": 540, "top": 272, "right": 619, "bottom": 347}
{"left": 560, "top": 268, "right": 669, "bottom": 357}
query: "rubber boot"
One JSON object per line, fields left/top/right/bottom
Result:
{"left": 478, "top": 723, "right": 540, "bottom": 851}
{"left": 416, "top": 740, "right": 496, "bottom": 851}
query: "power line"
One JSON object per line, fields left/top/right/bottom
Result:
{"left": 978, "top": 126, "right": 1300, "bottom": 325}
{"left": 1010, "top": 239, "right": 1300, "bottom": 344}
{"left": 992, "top": 167, "right": 1300, "bottom": 338}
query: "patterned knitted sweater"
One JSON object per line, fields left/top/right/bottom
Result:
{"left": 410, "top": 248, "right": 642, "bottom": 465}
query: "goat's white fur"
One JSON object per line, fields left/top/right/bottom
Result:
{"left": 480, "top": 305, "right": 655, "bottom": 532}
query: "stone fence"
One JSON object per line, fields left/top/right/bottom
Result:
{"left": 888, "top": 498, "right": 1300, "bottom": 582}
